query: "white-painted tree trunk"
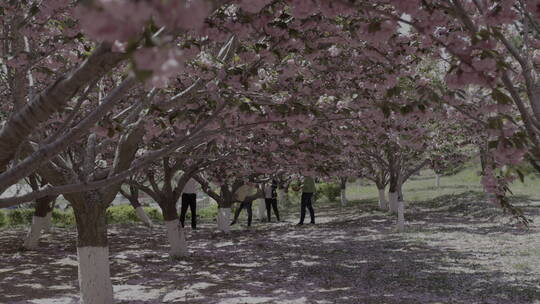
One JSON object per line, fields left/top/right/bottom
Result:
{"left": 435, "top": 174, "right": 441, "bottom": 187}
{"left": 388, "top": 191, "right": 398, "bottom": 213}
{"left": 277, "top": 189, "right": 285, "bottom": 205}
{"left": 217, "top": 207, "right": 231, "bottom": 233}
{"left": 42, "top": 211, "right": 53, "bottom": 234}
{"left": 278, "top": 189, "right": 291, "bottom": 206}
{"left": 23, "top": 216, "right": 48, "bottom": 249}
{"left": 377, "top": 188, "right": 388, "bottom": 210}
{"left": 340, "top": 189, "right": 348, "bottom": 206}
{"left": 164, "top": 220, "right": 187, "bottom": 258}
{"left": 77, "top": 246, "right": 114, "bottom": 304}
{"left": 397, "top": 200, "right": 405, "bottom": 232}
{"left": 256, "top": 199, "right": 266, "bottom": 221}
{"left": 135, "top": 206, "right": 153, "bottom": 227}
{"left": 284, "top": 193, "right": 291, "bottom": 205}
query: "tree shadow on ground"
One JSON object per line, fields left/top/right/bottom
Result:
{"left": 0, "top": 192, "right": 539, "bottom": 304}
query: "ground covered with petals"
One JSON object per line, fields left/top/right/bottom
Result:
{"left": 1, "top": 192, "right": 539, "bottom": 304}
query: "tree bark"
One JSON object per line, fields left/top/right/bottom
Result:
{"left": 120, "top": 187, "right": 153, "bottom": 227}
{"left": 77, "top": 246, "right": 113, "bottom": 304}
{"left": 134, "top": 206, "right": 153, "bottom": 227}
{"left": 217, "top": 207, "right": 231, "bottom": 233}
{"left": 158, "top": 198, "right": 187, "bottom": 257}
{"left": 165, "top": 220, "right": 187, "bottom": 257}
{"left": 397, "top": 181, "right": 404, "bottom": 202}
{"left": 23, "top": 216, "right": 48, "bottom": 250}
{"left": 73, "top": 194, "right": 108, "bottom": 248}
{"left": 277, "top": 188, "right": 286, "bottom": 206}
{"left": 340, "top": 189, "right": 348, "bottom": 206}
{"left": 0, "top": 44, "right": 123, "bottom": 172}
{"left": 340, "top": 177, "right": 347, "bottom": 206}
{"left": 256, "top": 198, "right": 266, "bottom": 221}
{"left": 388, "top": 191, "right": 398, "bottom": 213}
{"left": 42, "top": 210, "right": 53, "bottom": 234}
{"left": 72, "top": 192, "right": 112, "bottom": 304}
{"left": 377, "top": 186, "right": 388, "bottom": 210}
{"left": 397, "top": 200, "right": 405, "bottom": 233}
{"left": 23, "top": 195, "right": 56, "bottom": 250}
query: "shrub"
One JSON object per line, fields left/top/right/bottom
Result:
{"left": 7, "top": 208, "right": 34, "bottom": 226}
{"left": 196, "top": 203, "right": 218, "bottom": 219}
{"left": 0, "top": 210, "right": 6, "bottom": 228}
{"left": 317, "top": 183, "right": 341, "bottom": 202}
{"left": 51, "top": 209, "right": 76, "bottom": 227}
{"left": 0, "top": 205, "right": 164, "bottom": 228}
{"left": 106, "top": 205, "right": 141, "bottom": 224}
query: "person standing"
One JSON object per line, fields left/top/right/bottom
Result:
{"left": 231, "top": 183, "right": 256, "bottom": 227}
{"left": 297, "top": 176, "right": 316, "bottom": 225}
{"left": 264, "top": 180, "right": 280, "bottom": 222}
{"left": 179, "top": 178, "right": 198, "bottom": 229}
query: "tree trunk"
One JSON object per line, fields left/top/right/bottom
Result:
{"left": 217, "top": 207, "right": 231, "bottom": 233}
{"left": 129, "top": 199, "right": 153, "bottom": 227}
{"left": 134, "top": 206, "right": 153, "bottom": 227}
{"left": 43, "top": 210, "right": 53, "bottom": 234}
{"left": 73, "top": 196, "right": 113, "bottom": 304}
{"left": 277, "top": 189, "right": 286, "bottom": 206}
{"left": 23, "top": 215, "right": 49, "bottom": 250}
{"left": 164, "top": 220, "right": 187, "bottom": 257}
{"left": 397, "top": 200, "right": 405, "bottom": 232}
{"left": 388, "top": 191, "right": 398, "bottom": 213}
{"left": 435, "top": 174, "right": 440, "bottom": 187}
{"left": 256, "top": 199, "right": 266, "bottom": 221}
{"left": 281, "top": 186, "right": 291, "bottom": 206}
{"left": 23, "top": 196, "right": 55, "bottom": 250}
{"left": 397, "top": 182, "right": 404, "bottom": 202}
{"left": 340, "top": 189, "right": 348, "bottom": 206}
{"left": 340, "top": 177, "right": 347, "bottom": 206}
{"left": 377, "top": 187, "right": 388, "bottom": 210}
{"left": 77, "top": 246, "right": 113, "bottom": 304}
{"left": 159, "top": 198, "right": 187, "bottom": 257}
{"left": 121, "top": 187, "right": 153, "bottom": 227}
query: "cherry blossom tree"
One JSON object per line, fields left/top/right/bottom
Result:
{"left": 3, "top": 1, "right": 537, "bottom": 303}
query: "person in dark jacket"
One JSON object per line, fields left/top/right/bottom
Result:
{"left": 297, "top": 176, "right": 316, "bottom": 225}
{"left": 264, "top": 180, "right": 280, "bottom": 222}
{"left": 179, "top": 178, "right": 198, "bottom": 229}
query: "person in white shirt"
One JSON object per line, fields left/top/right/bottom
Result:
{"left": 179, "top": 178, "right": 198, "bottom": 229}
{"left": 264, "top": 180, "right": 280, "bottom": 222}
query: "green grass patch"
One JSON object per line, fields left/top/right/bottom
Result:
{"left": 345, "top": 163, "right": 540, "bottom": 204}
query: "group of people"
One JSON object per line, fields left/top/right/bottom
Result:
{"left": 177, "top": 176, "right": 317, "bottom": 229}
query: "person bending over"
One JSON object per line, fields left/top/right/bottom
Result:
{"left": 231, "top": 184, "right": 256, "bottom": 227}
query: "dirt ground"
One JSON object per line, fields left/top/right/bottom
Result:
{"left": 1, "top": 192, "right": 539, "bottom": 304}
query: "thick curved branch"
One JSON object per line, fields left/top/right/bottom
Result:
{"left": 0, "top": 43, "right": 124, "bottom": 171}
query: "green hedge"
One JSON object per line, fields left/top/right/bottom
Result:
{"left": 194, "top": 203, "right": 218, "bottom": 219}
{"left": 317, "top": 183, "right": 341, "bottom": 202}
{"left": 0, "top": 203, "right": 225, "bottom": 229}
{"left": 0, "top": 210, "right": 6, "bottom": 227}
{"left": 106, "top": 205, "right": 163, "bottom": 224}
{"left": 51, "top": 209, "right": 76, "bottom": 227}
{"left": 0, "top": 205, "right": 164, "bottom": 229}
{"left": 6, "top": 208, "right": 34, "bottom": 226}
